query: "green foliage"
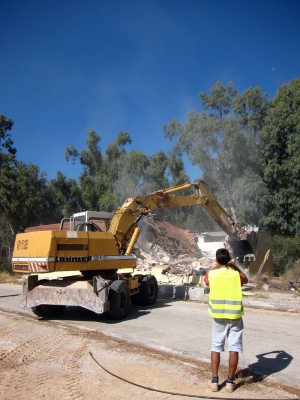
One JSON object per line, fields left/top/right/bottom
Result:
{"left": 66, "top": 129, "right": 191, "bottom": 228}
{"left": 0, "top": 161, "right": 59, "bottom": 234}
{"left": 112, "top": 150, "right": 149, "bottom": 203}
{"left": 0, "top": 214, "right": 14, "bottom": 248}
{"left": 260, "top": 78, "right": 300, "bottom": 236}
{"left": 65, "top": 130, "right": 103, "bottom": 176}
{"left": 0, "top": 257, "right": 12, "bottom": 273}
{"left": 232, "top": 86, "right": 269, "bottom": 136}
{"left": 106, "top": 131, "right": 132, "bottom": 162}
{"left": 269, "top": 235, "right": 300, "bottom": 274}
{"left": 0, "top": 115, "right": 17, "bottom": 168}
{"left": 49, "top": 172, "right": 85, "bottom": 218}
{"left": 199, "top": 81, "right": 237, "bottom": 119}
{"left": 167, "top": 149, "right": 190, "bottom": 186}
{"left": 163, "top": 81, "right": 269, "bottom": 228}
{"left": 141, "top": 151, "right": 169, "bottom": 192}
{"left": 0, "top": 115, "right": 88, "bottom": 239}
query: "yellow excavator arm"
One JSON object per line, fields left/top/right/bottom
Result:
{"left": 109, "top": 179, "right": 242, "bottom": 254}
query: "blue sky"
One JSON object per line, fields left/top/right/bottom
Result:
{"left": 1, "top": 0, "right": 299, "bottom": 182}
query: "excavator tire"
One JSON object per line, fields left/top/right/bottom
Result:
{"left": 107, "top": 280, "right": 131, "bottom": 320}
{"left": 131, "top": 274, "right": 158, "bottom": 306}
{"left": 32, "top": 305, "right": 66, "bottom": 318}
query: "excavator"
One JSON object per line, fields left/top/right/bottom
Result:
{"left": 12, "top": 179, "right": 271, "bottom": 320}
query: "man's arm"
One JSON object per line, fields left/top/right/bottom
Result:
{"left": 205, "top": 271, "right": 209, "bottom": 286}
{"left": 228, "top": 260, "right": 248, "bottom": 285}
{"left": 239, "top": 271, "right": 248, "bottom": 285}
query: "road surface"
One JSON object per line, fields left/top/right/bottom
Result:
{"left": 0, "top": 283, "right": 299, "bottom": 397}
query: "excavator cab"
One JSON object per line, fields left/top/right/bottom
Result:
{"left": 59, "top": 211, "right": 114, "bottom": 232}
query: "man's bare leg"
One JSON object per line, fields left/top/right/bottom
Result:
{"left": 211, "top": 351, "right": 220, "bottom": 377}
{"left": 228, "top": 351, "right": 238, "bottom": 379}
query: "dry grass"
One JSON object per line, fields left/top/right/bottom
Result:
{"left": 283, "top": 259, "right": 300, "bottom": 283}
{"left": 0, "top": 272, "right": 22, "bottom": 284}
{"left": 255, "top": 260, "right": 300, "bottom": 292}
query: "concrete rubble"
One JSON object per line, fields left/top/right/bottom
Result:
{"left": 136, "top": 215, "right": 215, "bottom": 285}
{"left": 138, "top": 215, "right": 203, "bottom": 259}
{"left": 135, "top": 217, "right": 300, "bottom": 311}
{"left": 134, "top": 216, "right": 216, "bottom": 301}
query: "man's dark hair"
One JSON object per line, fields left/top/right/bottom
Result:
{"left": 216, "top": 248, "right": 230, "bottom": 265}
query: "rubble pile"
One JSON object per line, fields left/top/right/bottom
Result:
{"left": 140, "top": 215, "right": 203, "bottom": 259}
{"left": 136, "top": 216, "right": 215, "bottom": 284}
{"left": 162, "top": 256, "right": 215, "bottom": 276}
{"left": 135, "top": 249, "right": 215, "bottom": 285}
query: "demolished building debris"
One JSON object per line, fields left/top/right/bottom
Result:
{"left": 138, "top": 215, "right": 203, "bottom": 259}
{"left": 135, "top": 217, "right": 277, "bottom": 291}
{"left": 24, "top": 215, "right": 271, "bottom": 289}
{"left": 135, "top": 215, "right": 214, "bottom": 286}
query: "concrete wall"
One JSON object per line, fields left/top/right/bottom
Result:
{"left": 196, "top": 233, "right": 226, "bottom": 259}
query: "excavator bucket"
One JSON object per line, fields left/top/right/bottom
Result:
{"left": 226, "top": 229, "right": 273, "bottom": 276}
{"left": 226, "top": 230, "right": 258, "bottom": 259}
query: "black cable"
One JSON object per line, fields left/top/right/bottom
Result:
{"left": 76, "top": 222, "right": 102, "bottom": 232}
{"left": 90, "top": 351, "right": 285, "bottom": 400}
{"left": 90, "top": 351, "right": 206, "bottom": 398}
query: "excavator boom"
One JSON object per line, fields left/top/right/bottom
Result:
{"left": 109, "top": 179, "right": 241, "bottom": 253}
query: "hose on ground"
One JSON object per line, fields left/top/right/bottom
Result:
{"left": 89, "top": 351, "right": 282, "bottom": 400}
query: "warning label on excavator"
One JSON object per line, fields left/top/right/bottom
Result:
{"left": 55, "top": 255, "right": 136, "bottom": 262}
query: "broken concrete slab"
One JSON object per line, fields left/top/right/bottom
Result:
{"left": 158, "top": 284, "right": 175, "bottom": 299}
{"left": 187, "top": 287, "right": 205, "bottom": 301}
{"left": 158, "top": 284, "right": 188, "bottom": 300}
{"left": 158, "top": 284, "right": 206, "bottom": 301}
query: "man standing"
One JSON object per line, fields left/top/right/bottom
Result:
{"left": 204, "top": 248, "right": 248, "bottom": 393}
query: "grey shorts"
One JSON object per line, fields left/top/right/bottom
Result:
{"left": 211, "top": 317, "right": 243, "bottom": 353}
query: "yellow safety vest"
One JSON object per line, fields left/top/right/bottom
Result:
{"left": 208, "top": 267, "right": 244, "bottom": 319}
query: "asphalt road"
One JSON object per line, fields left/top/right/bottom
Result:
{"left": 1, "top": 283, "right": 299, "bottom": 390}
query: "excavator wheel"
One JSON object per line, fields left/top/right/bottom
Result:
{"left": 107, "top": 280, "right": 131, "bottom": 320}
{"left": 32, "top": 305, "right": 66, "bottom": 318}
{"left": 131, "top": 274, "right": 158, "bottom": 306}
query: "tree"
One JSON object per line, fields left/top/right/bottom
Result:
{"left": 0, "top": 115, "right": 18, "bottom": 246}
{"left": 163, "top": 81, "right": 270, "bottom": 228}
{"left": 65, "top": 129, "right": 103, "bottom": 176}
{"left": 66, "top": 130, "right": 190, "bottom": 219}
{"left": 0, "top": 116, "right": 64, "bottom": 246}
{"left": 0, "top": 115, "right": 17, "bottom": 168}
{"left": 66, "top": 130, "right": 134, "bottom": 211}
{"left": 112, "top": 149, "right": 150, "bottom": 202}
{"left": 0, "top": 161, "right": 58, "bottom": 236}
{"left": 142, "top": 150, "right": 169, "bottom": 192}
{"left": 49, "top": 171, "right": 85, "bottom": 218}
{"left": 0, "top": 213, "right": 14, "bottom": 251}
{"left": 260, "top": 78, "right": 300, "bottom": 236}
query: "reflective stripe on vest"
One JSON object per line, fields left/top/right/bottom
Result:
{"left": 208, "top": 267, "right": 244, "bottom": 319}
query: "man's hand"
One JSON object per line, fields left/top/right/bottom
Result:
{"left": 228, "top": 260, "right": 239, "bottom": 271}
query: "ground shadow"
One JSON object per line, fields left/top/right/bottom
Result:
{"left": 0, "top": 294, "right": 20, "bottom": 298}
{"left": 236, "top": 350, "right": 293, "bottom": 386}
{"left": 39, "top": 298, "right": 174, "bottom": 324}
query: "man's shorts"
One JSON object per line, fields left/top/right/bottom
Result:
{"left": 211, "top": 317, "right": 244, "bottom": 352}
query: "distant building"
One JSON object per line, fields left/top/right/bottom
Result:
{"left": 195, "top": 232, "right": 227, "bottom": 259}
